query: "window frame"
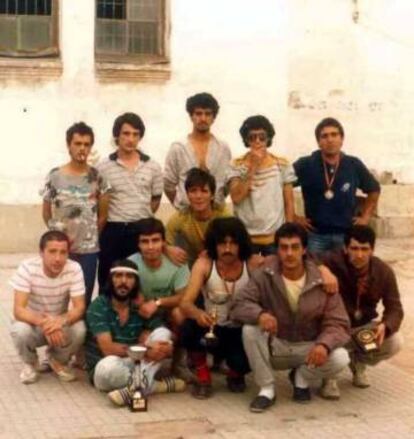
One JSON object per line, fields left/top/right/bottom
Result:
{"left": 94, "top": 0, "right": 170, "bottom": 65}
{"left": 0, "top": 0, "right": 59, "bottom": 59}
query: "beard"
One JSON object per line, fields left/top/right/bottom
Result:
{"left": 112, "top": 285, "right": 133, "bottom": 302}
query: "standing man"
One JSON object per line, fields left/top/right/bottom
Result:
{"left": 97, "top": 112, "right": 163, "bottom": 288}
{"left": 294, "top": 117, "right": 380, "bottom": 254}
{"left": 164, "top": 92, "right": 231, "bottom": 210}
{"left": 41, "top": 122, "right": 110, "bottom": 306}
{"left": 227, "top": 115, "right": 296, "bottom": 255}
{"left": 85, "top": 259, "right": 179, "bottom": 407}
{"left": 10, "top": 231, "right": 86, "bottom": 384}
{"left": 180, "top": 217, "right": 258, "bottom": 399}
{"left": 231, "top": 223, "right": 350, "bottom": 412}
{"left": 166, "top": 168, "right": 230, "bottom": 267}
{"left": 320, "top": 225, "right": 403, "bottom": 390}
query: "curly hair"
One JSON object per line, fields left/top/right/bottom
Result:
{"left": 186, "top": 92, "right": 219, "bottom": 117}
{"left": 239, "top": 115, "right": 275, "bottom": 147}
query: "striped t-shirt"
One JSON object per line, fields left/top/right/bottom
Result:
{"left": 97, "top": 150, "right": 163, "bottom": 222}
{"left": 227, "top": 152, "right": 296, "bottom": 244}
{"left": 9, "top": 257, "right": 85, "bottom": 316}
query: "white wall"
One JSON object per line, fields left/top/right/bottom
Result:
{"left": 1, "top": 0, "right": 413, "bottom": 205}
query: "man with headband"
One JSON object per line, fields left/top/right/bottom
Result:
{"left": 85, "top": 259, "right": 183, "bottom": 406}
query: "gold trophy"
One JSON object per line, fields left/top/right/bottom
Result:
{"left": 127, "top": 345, "right": 148, "bottom": 412}
{"left": 201, "top": 290, "right": 230, "bottom": 349}
{"left": 353, "top": 328, "right": 379, "bottom": 353}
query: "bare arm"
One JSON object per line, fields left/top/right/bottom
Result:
{"left": 14, "top": 291, "right": 45, "bottom": 327}
{"left": 42, "top": 200, "right": 52, "bottom": 227}
{"left": 283, "top": 183, "right": 295, "bottom": 222}
{"left": 96, "top": 332, "right": 129, "bottom": 357}
{"left": 97, "top": 193, "right": 109, "bottom": 233}
{"left": 157, "top": 287, "right": 185, "bottom": 309}
{"left": 151, "top": 195, "right": 162, "bottom": 213}
{"left": 229, "top": 176, "right": 254, "bottom": 205}
{"left": 164, "top": 189, "right": 177, "bottom": 206}
{"left": 355, "top": 191, "right": 380, "bottom": 224}
{"left": 180, "top": 258, "right": 210, "bottom": 321}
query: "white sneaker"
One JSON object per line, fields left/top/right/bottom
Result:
{"left": 20, "top": 363, "right": 39, "bottom": 384}
{"left": 48, "top": 355, "right": 77, "bottom": 382}
{"left": 351, "top": 363, "right": 370, "bottom": 388}
{"left": 320, "top": 378, "right": 341, "bottom": 400}
{"left": 108, "top": 387, "right": 132, "bottom": 407}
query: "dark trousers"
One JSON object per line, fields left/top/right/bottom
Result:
{"left": 181, "top": 318, "right": 250, "bottom": 375}
{"left": 98, "top": 222, "right": 140, "bottom": 292}
{"left": 70, "top": 252, "right": 98, "bottom": 307}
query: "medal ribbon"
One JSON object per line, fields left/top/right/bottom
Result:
{"left": 322, "top": 156, "right": 341, "bottom": 194}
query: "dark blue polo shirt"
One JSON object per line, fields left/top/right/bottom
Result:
{"left": 294, "top": 151, "right": 380, "bottom": 234}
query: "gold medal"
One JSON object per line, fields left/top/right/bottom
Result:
{"left": 324, "top": 189, "right": 334, "bottom": 200}
{"left": 354, "top": 309, "right": 363, "bottom": 321}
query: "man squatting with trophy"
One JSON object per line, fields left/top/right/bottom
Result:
{"left": 85, "top": 259, "right": 176, "bottom": 408}
{"left": 319, "top": 225, "right": 404, "bottom": 392}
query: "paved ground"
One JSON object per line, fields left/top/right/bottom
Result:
{"left": 0, "top": 240, "right": 413, "bottom": 439}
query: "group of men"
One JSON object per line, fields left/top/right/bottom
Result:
{"left": 9, "top": 92, "right": 403, "bottom": 413}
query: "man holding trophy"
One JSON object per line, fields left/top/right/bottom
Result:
{"left": 320, "top": 225, "right": 404, "bottom": 390}
{"left": 85, "top": 259, "right": 178, "bottom": 409}
{"left": 180, "top": 217, "right": 261, "bottom": 399}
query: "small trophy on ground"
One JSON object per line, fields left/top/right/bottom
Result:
{"left": 201, "top": 290, "right": 230, "bottom": 349}
{"left": 127, "top": 345, "right": 148, "bottom": 412}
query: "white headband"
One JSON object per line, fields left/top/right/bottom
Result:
{"left": 110, "top": 267, "right": 139, "bottom": 276}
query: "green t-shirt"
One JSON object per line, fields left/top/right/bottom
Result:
{"left": 128, "top": 253, "right": 190, "bottom": 300}
{"left": 85, "top": 296, "right": 162, "bottom": 379}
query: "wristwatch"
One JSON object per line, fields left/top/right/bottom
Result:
{"left": 155, "top": 298, "right": 162, "bottom": 308}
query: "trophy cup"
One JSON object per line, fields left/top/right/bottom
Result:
{"left": 201, "top": 290, "right": 230, "bottom": 349}
{"left": 127, "top": 345, "right": 148, "bottom": 412}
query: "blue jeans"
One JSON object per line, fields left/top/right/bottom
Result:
{"left": 70, "top": 252, "right": 98, "bottom": 307}
{"left": 307, "top": 232, "right": 344, "bottom": 256}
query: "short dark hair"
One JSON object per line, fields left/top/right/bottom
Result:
{"left": 239, "top": 115, "right": 275, "bottom": 147}
{"left": 39, "top": 230, "right": 70, "bottom": 251}
{"left": 315, "top": 117, "right": 344, "bottom": 141}
{"left": 345, "top": 225, "right": 376, "bottom": 248}
{"left": 186, "top": 92, "right": 219, "bottom": 117}
{"left": 275, "top": 222, "right": 308, "bottom": 248}
{"left": 205, "top": 217, "right": 252, "bottom": 261}
{"left": 184, "top": 167, "right": 216, "bottom": 195}
{"left": 136, "top": 217, "right": 166, "bottom": 244}
{"left": 106, "top": 259, "right": 140, "bottom": 300}
{"left": 112, "top": 112, "right": 145, "bottom": 143}
{"left": 66, "top": 122, "right": 94, "bottom": 145}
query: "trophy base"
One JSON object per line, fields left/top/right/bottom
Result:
{"left": 129, "top": 390, "right": 148, "bottom": 412}
{"left": 201, "top": 334, "right": 219, "bottom": 349}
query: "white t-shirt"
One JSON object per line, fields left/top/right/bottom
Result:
{"left": 10, "top": 257, "right": 85, "bottom": 316}
{"left": 282, "top": 273, "right": 306, "bottom": 313}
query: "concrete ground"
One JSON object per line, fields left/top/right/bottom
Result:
{"left": 0, "top": 240, "right": 413, "bottom": 439}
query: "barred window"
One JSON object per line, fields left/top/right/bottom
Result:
{"left": 96, "top": 0, "right": 167, "bottom": 61}
{"left": 0, "top": 0, "right": 58, "bottom": 57}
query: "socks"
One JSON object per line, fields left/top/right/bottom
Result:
{"left": 295, "top": 369, "right": 310, "bottom": 389}
{"left": 188, "top": 351, "right": 211, "bottom": 384}
{"left": 258, "top": 385, "right": 275, "bottom": 400}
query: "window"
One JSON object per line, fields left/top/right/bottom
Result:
{"left": 96, "top": 0, "right": 168, "bottom": 62}
{"left": 0, "top": 0, "right": 58, "bottom": 57}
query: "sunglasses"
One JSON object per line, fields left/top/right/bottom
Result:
{"left": 247, "top": 133, "right": 268, "bottom": 143}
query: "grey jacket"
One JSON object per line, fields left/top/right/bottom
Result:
{"left": 230, "top": 256, "right": 350, "bottom": 351}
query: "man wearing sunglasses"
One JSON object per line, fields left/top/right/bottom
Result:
{"left": 227, "top": 115, "right": 296, "bottom": 255}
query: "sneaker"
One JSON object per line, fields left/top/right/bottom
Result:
{"left": 289, "top": 369, "right": 311, "bottom": 404}
{"left": 191, "top": 382, "right": 213, "bottom": 399}
{"left": 350, "top": 362, "right": 370, "bottom": 388}
{"left": 320, "top": 378, "right": 341, "bottom": 400}
{"left": 108, "top": 387, "right": 132, "bottom": 407}
{"left": 20, "top": 363, "right": 39, "bottom": 384}
{"left": 48, "top": 356, "right": 77, "bottom": 382}
{"left": 37, "top": 358, "right": 52, "bottom": 373}
{"left": 153, "top": 376, "right": 186, "bottom": 394}
{"left": 249, "top": 395, "right": 276, "bottom": 413}
{"left": 226, "top": 375, "right": 246, "bottom": 393}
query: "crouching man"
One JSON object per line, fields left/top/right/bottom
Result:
{"left": 85, "top": 260, "right": 181, "bottom": 407}
{"left": 10, "top": 231, "right": 86, "bottom": 384}
{"left": 231, "top": 223, "right": 350, "bottom": 412}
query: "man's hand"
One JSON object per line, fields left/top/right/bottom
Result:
{"left": 138, "top": 301, "right": 158, "bottom": 319}
{"left": 196, "top": 310, "right": 214, "bottom": 328}
{"left": 45, "top": 329, "right": 68, "bottom": 348}
{"left": 319, "top": 265, "right": 339, "bottom": 295}
{"left": 41, "top": 315, "right": 66, "bottom": 335}
{"left": 165, "top": 245, "right": 188, "bottom": 266}
{"left": 306, "top": 344, "right": 329, "bottom": 368}
{"left": 374, "top": 323, "right": 386, "bottom": 347}
{"left": 353, "top": 215, "right": 370, "bottom": 226}
{"left": 248, "top": 148, "right": 266, "bottom": 170}
{"left": 294, "top": 215, "right": 315, "bottom": 232}
{"left": 146, "top": 341, "right": 173, "bottom": 362}
{"left": 258, "top": 312, "right": 278, "bottom": 335}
